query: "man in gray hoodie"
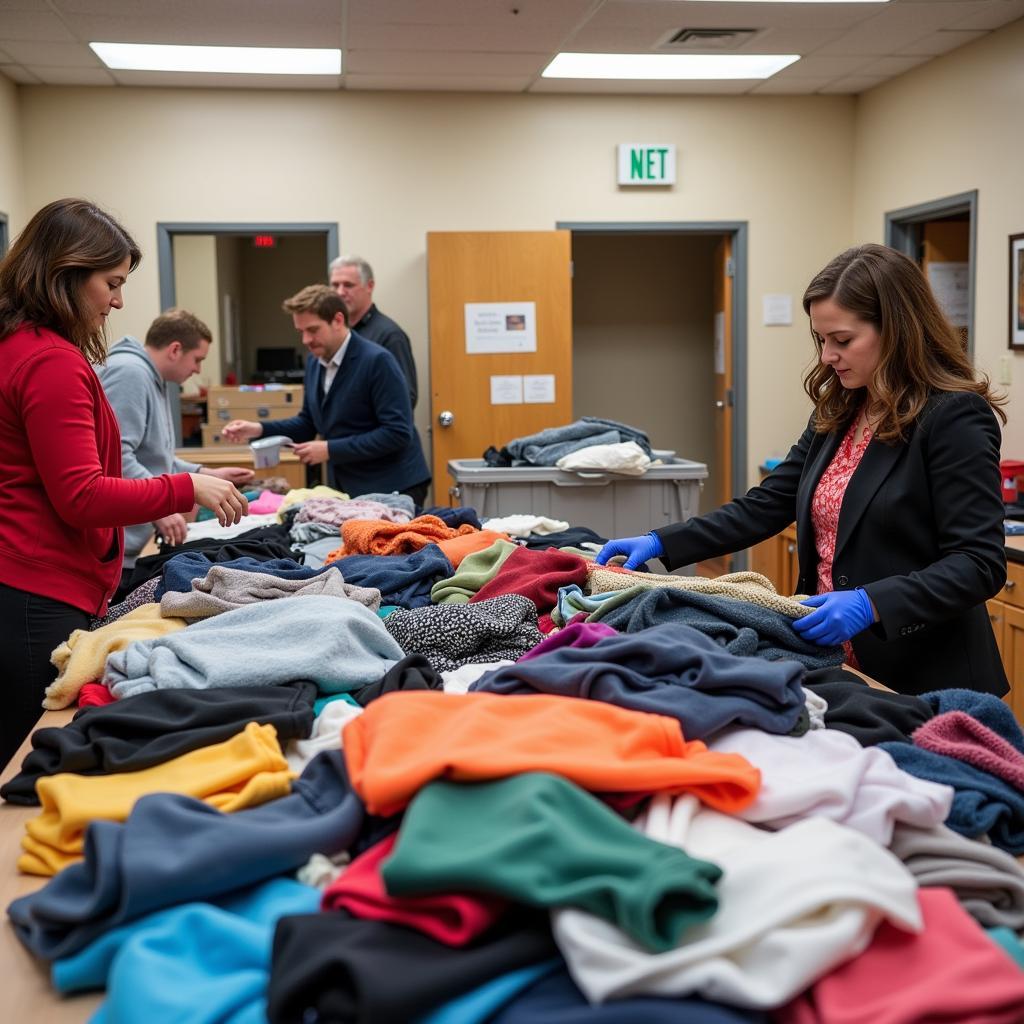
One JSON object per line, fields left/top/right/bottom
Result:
{"left": 99, "top": 309, "right": 253, "bottom": 592}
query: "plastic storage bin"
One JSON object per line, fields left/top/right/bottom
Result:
{"left": 447, "top": 456, "right": 707, "bottom": 540}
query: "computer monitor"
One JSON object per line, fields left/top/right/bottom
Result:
{"left": 256, "top": 347, "right": 301, "bottom": 373}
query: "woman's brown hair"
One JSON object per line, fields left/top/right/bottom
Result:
{"left": 0, "top": 198, "right": 141, "bottom": 364}
{"left": 802, "top": 243, "right": 1005, "bottom": 442}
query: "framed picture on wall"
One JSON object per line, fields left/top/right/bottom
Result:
{"left": 1011, "top": 233, "right": 1024, "bottom": 349}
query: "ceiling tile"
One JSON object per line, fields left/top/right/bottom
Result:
{"left": 345, "top": 49, "right": 550, "bottom": 76}
{"left": 347, "top": 21, "right": 570, "bottom": 52}
{"left": 0, "top": 63, "right": 40, "bottom": 82}
{"left": 772, "top": 55, "right": 875, "bottom": 78}
{"left": 52, "top": 0, "right": 340, "bottom": 17}
{"left": 586, "top": 1, "right": 880, "bottom": 32}
{"left": 347, "top": 0, "right": 593, "bottom": 30}
{"left": 0, "top": 10, "right": 77, "bottom": 41}
{"left": 856, "top": 54, "right": 931, "bottom": 74}
{"left": 813, "top": 2, "right": 988, "bottom": 56}
{"left": 59, "top": 14, "right": 337, "bottom": 48}
{"left": 0, "top": 40, "right": 102, "bottom": 66}
{"left": 896, "top": 28, "right": 991, "bottom": 53}
{"left": 28, "top": 64, "right": 116, "bottom": 84}
{"left": 0, "top": 46, "right": 11, "bottom": 61}
{"left": 948, "top": 0, "right": 1024, "bottom": 31}
{"left": 345, "top": 72, "right": 528, "bottom": 92}
{"left": 817, "top": 74, "right": 888, "bottom": 94}
{"left": 109, "top": 68, "right": 342, "bottom": 88}
{"left": 749, "top": 75, "right": 836, "bottom": 95}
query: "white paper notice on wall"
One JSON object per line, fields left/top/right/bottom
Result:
{"left": 713, "top": 311, "right": 725, "bottom": 375}
{"left": 927, "top": 261, "right": 969, "bottom": 327}
{"left": 762, "top": 294, "right": 793, "bottom": 326}
{"left": 465, "top": 302, "right": 537, "bottom": 354}
{"left": 523, "top": 374, "right": 556, "bottom": 404}
{"left": 490, "top": 375, "right": 524, "bottom": 405}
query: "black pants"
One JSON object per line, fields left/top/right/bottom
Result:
{"left": 0, "top": 583, "right": 90, "bottom": 771}
{"left": 401, "top": 479, "right": 431, "bottom": 511}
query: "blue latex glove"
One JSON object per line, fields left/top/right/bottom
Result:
{"left": 594, "top": 532, "right": 664, "bottom": 571}
{"left": 793, "top": 588, "right": 875, "bottom": 646}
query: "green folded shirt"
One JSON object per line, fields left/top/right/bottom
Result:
{"left": 383, "top": 771, "right": 722, "bottom": 952}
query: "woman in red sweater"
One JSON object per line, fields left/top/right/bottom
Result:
{"left": 0, "top": 198, "right": 248, "bottom": 767}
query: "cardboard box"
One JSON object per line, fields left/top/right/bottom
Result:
{"left": 207, "top": 386, "right": 303, "bottom": 418}
{"left": 201, "top": 423, "right": 248, "bottom": 448}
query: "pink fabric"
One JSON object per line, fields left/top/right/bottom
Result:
{"left": 518, "top": 621, "right": 618, "bottom": 662}
{"left": 913, "top": 711, "right": 1024, "bottom": 793}
{"left": 246, "top": 490, "right": 287, "bottom": 515}
{"left": 77, "top": 682, "right": 116, "bottom": 708}
{"left": 776, "top": 887, "right": 1024, "bottom": 1024}
{"left": 295, "top": 497, "right": 411, "bottom": 527}
{"left": 811, "top": 414, "right": 871, "bottom": 668}
{"left": 321, "top": 832, "right": 505, "bottom": 946}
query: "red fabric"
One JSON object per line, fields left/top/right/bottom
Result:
{"left": 775, "top": 888, "right": 1024, "bottom": 1024}
{"left": 0, "top": 326, "right": 194, "bottom": 615}
{"left": 810, "top": 414, "right": 871, "bottom": 668}
{"left": 321, "top": 832, "right": 506, "bottom": 945}
{"left": 469, "top": 546, "right": 588, "bottom": 632}
{"left": 77, "top": 682, "right": 116, "bottom": 708}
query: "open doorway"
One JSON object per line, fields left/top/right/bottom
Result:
{"left": 157, "top": 222, "right": 338, "bottom": 444}
{"left": 562, "top": 222, "right": 748, "bottom": 572}
{"left": 886, "top": 191, "right": 976, "bottom": 354}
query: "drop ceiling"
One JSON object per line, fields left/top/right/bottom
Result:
{"left": 1, "top": 0, "right": 1022, "bottom": 95}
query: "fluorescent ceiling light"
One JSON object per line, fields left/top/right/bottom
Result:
{"left": 89, "top": 42, "right": 342, "bottom": 75}
{"left": 543, "top": 52, "right": 800, "bottom": 80}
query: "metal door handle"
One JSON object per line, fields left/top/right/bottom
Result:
{"left": 438, "top": 410, "right": 455, "bottom": 427}
{"left": 715, "top": 400, "right": 725, "bottom": 409}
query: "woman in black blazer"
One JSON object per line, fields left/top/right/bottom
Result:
{"left": 597, "top": 244, "right": 1008, "bottom": 697}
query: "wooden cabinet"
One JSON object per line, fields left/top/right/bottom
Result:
{"left": 749, "top": 524, "right": 799, "bottom": 595}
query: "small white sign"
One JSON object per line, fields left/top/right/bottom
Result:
{"left": 713, "top": 311, "right": 725, "bottom": 375}
{"left": 927, "top": 261, "right": 969, "bottom": 328}
{"left": 523, "top": 374, "right": 556, "bottom": 404}
{"left": 617, "top": 144, "right": 676, "bottom": 186}
{"left": 465, "top": 302, "right": 537, "bottom": 354}
{"left": 490, "top": 375, "right": 524, "bottom": 405}
{"left": 762, "top": 293, "right": 793, "bottom": 326}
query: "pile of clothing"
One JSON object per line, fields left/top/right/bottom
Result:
{"left": 5, "top": 490, "right": 1024, "bottom": 1024}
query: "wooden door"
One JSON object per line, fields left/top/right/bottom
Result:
{"left": 712, "top": 236, "right": 734, "bottom": 510}
{"left": 921, "top": 219, "right": 970, "bottom": 349}
{"left": 427, "top": 231, "right": 574, "bottom": 503}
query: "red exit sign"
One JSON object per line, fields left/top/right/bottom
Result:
{"left": 252, "top": 234, "right": 276, "bottom": 248}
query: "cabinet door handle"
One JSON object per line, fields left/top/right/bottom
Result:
{"left": 1006, "top": 580, "right": 1017, "bottom": 591}
{"left": 787, "top": 543, "right": 796, "bottom": 553}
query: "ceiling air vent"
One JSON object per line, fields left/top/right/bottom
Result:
{"left": 663, "top": 28, "right": 759, "bottom": 51}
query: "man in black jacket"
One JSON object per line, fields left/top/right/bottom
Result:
{"left": 329, "top": 255, "right": 419, "bottom": 409}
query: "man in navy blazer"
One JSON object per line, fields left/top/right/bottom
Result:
{"left": 221, "top": 285, "right": 431, "bottom": 504}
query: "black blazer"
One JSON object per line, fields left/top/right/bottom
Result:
{"left": 656, "top": 391, "right": 1008, "bottom": 697}
{"left": 260, "top": 330, "right": 430, "bottom": 496}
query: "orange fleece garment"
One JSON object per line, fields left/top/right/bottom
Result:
{"left": 342, "top": 691, "right": 761, "bottom": 817}
{"left": 325, "top": 515, "right": 510, "bottom": 568}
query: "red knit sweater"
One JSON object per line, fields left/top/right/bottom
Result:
{"left": 0, "top": 325, "right": 195, "bottom": 615}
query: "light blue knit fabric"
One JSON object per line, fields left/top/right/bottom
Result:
{"left": 104, "top": 596, "right": 403, "bottom": 698}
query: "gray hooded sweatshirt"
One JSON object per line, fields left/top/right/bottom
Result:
{"left": 97, "top": 337, "right": 201, "bottom": 566}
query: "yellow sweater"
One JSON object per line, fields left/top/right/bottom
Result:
{"left": 20, "top": 721, "right": 293, "bottom": 876}
{"left": 45, "top": 602, "right": 187, "bottom": 710}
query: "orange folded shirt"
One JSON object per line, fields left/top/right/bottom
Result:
{"left": 436, "top": 530, "right": 512, "bottom": 568}
{"left": 342, "top": 690, "right": 761, "bottom": 817}
{"left": 325, "top": 516, "right": 510, "bottom": 568}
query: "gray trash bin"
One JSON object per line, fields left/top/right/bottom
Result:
{"left": 447, "top": 456, "right": 707, "bottom": 541}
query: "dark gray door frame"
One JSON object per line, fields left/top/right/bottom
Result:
{"left": 156, "top": 221, "right": 339, "bottom": 309}
{"left": 884, "top": 190, "right": 977, "bottom": 355}
{"left": 0, "top": 211, "right": 8, "bottom": 257}
{"left": 556, "top": 219, "right": 749, "bottom": 533}
{"left": 155, "top": 221, "right": 339, "bottom": 443}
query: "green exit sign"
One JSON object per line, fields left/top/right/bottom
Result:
{"left": 618, "top": 143, "right": 676, "bottom": 186}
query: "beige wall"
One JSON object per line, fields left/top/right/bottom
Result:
{"left": 16, "top": 85, "right": 855, "bottom": 482}
{"left": 572, "top": 231, "right": 720, "bottom": 510}
{"left": 853, "top": 16, "right": 1024, "bottom": 455}
{"left": 0, "top": 76, "right": 22, "bottom": 237}
{"left": 171, "top": 234, "right": 220, "bottom": 395}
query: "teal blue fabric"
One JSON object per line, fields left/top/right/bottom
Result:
{"left": 313, "top": 692, "right": 361, "bottom": 715}
{"left": 988, "top": 926, "right": 1024, "bottom": 970}
{"left": 62, "top": 878, "right": 318, "bottom": 1024}
{"left": 416, "top": 960, "right": 559, "bottom": 1024}
{"left": 378, "top": 605, "right": 400, "bottom": 618}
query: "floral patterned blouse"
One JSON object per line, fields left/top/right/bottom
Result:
{"left": 810, "top": 413, "right": 872, "bottom": 666}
